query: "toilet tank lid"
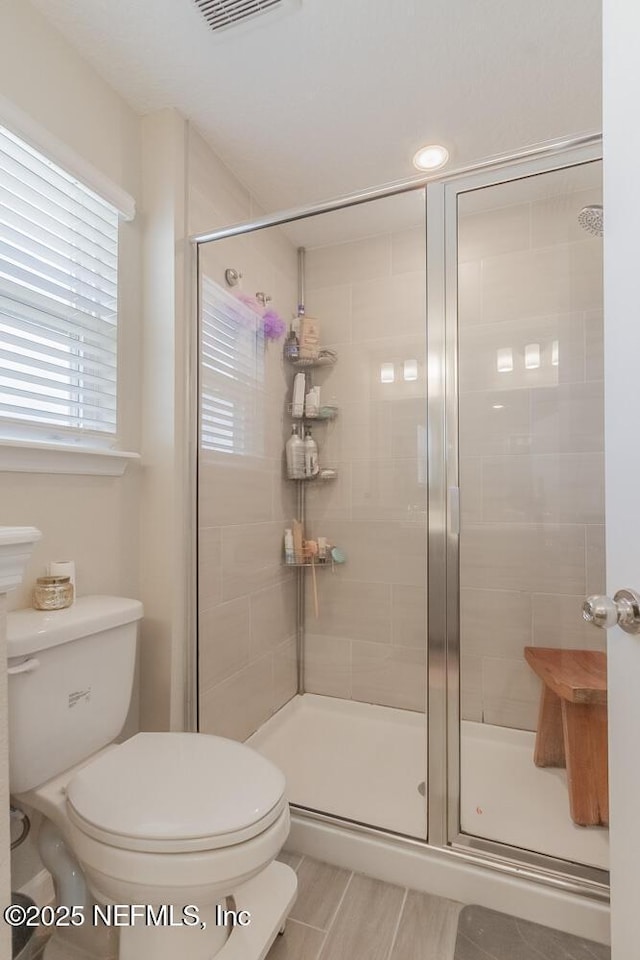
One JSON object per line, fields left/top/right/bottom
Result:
{"left": 7, "top": 595, "right": 143, "bottom": 659}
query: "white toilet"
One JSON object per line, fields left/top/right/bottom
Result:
{"left": 7, "top": 596, "right": 297, "bottom": 960}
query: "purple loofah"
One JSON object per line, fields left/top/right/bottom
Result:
{"left": 262, "top": 308, "right": 286, "bottom": 340}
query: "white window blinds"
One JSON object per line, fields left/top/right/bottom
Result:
{"left": 0, "top": 124, "right": 119, "bottom": 439}
{"left": 200, "top": 277, "right": 264, "bottom": 456}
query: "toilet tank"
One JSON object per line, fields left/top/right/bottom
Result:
{"left": 7, "top": 596, "right": 143, "bottom": 793}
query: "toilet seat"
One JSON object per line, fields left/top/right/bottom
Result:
{"left": 65, "top": 732, "right": 287, "bottom": 854}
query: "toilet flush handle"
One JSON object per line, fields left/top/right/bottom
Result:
{"left": 8, "top": 658, "right": 40, "bottom": 676}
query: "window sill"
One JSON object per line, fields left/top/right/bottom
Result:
{"left": 0, "top": 439, "right": 140, "bottom": 477}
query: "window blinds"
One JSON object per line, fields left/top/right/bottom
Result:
{"left": 200, "top": 277, "right": 264, "bottom": 456}
{"left": 0, "top": 124, "right": 119, "bottom": 438}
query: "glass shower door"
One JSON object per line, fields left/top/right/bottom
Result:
{"left": 453, "top": 157, "right": 607, "bottom": 876}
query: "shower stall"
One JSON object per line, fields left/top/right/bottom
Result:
{"left": 192, "top": 136, "right": 606, "bottom": 921}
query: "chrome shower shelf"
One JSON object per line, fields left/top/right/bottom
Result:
{"left": 287, "top": 403, "right": 338, "bottom": 421}
{"left": 286, "top": 352, "right": 337, "bottom": 369}
{"left": 287, "top": 469, "right": 338, "bottom": 482}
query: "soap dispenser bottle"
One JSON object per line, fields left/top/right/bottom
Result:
{"left": 286, "top": 424, "right": 305, "bottom": 479}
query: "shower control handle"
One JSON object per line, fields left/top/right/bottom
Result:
{"left": 582, "top": 588, "right": 640, "bottom": 634}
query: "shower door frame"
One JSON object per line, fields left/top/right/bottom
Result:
{"left": 189, "top": 132, "right": 607, "bottom": 905}
{"left": 426, "top": 139, "right": 608, "bottom": 893}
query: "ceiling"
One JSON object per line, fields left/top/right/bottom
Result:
{"left": 30, "top": 0, "right": 601, "bottom": 225}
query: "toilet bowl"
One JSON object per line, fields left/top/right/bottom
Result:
{"left": 8, "top": 597, "right": 297, "bottom": 960}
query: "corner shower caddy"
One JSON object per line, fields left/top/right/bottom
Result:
{"left": 285, "top": 332, "right": 343, "bottom": 690}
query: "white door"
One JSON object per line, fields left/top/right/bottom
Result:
{"left": 603, "top": 4, "right": 640, "bottom": 956}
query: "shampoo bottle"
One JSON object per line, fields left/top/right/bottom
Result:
{"left": 292, "top": 372, "right": 306, "bottom": 418}
{"left": 303, "top": 427, "right": 319, "bottom": 478}
{"left": 284, "top": 528, "right": 295, "bottom": 564}
{"left": 286, "top": 425, "right": 305, "bottom": 479}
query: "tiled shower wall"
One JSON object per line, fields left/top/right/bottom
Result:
{"left": 458, "top": 173, "right": 605, "bottom": 730}
{"left": 302, "top": 223, "right": 428, "bottom": 711}
{"left": 192, "top": 129, "right": 299, "bottom": 741}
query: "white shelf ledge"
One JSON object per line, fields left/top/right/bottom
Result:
{"left": 0, "top": 440, "right": 140, "bottom": 477}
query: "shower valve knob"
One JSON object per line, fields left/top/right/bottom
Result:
{"left": 582, "top": 589, "right": 640, "bottom": 634}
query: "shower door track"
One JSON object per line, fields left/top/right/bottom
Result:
{"left": 289, "top": 804, "right": 609, "bottom": 903}
{"left": 190, "top": 130, "right": 606, "bottom": 905}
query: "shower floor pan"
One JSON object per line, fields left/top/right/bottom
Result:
{"left": 249, "top": 694, "right": 427, "bottom": 838}
{"left": 249, "top": 694, "right": 609, "bottom": 870}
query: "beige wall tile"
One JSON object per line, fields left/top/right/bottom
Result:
{"left": 326, "top": 520, "right": 426, "bottom": 587}
{"left": 584, "top": 310, "right": 604, "bottom": 381}
{"left": 273, "top": 637, "right": 298, "bottom": 710}
{"left": 321, "top": 401, "right": 393, "bottom": 463}
{"left": 531, "top": 382, "right": 604, "bottom": 454}
{"left": 304, "top": 284, "right": 352, "bottom": 346}
{"left": 459, "top": 202, "right": 530, "bottom": 264}
{"left": 390, "top": 398, "right": 427, "bottom": 459}
{"left": 310, "top": 578, "right": 392, "bottom": 644}
{"left": 198, "top": 526, "right": 222, "bottom": 612}
{"left": 351, "top": 459, "right": 426, "bottom": 522}
{"left": 391, "top": 584, "right": 426, "bottom": 648}
{"left": 221, "top": 521, "right": 287, "bottom": 600}
{"left": 391, "top": 225, "right": 426, "bottom": 275}
{"left": 586, "top": 524, "right": 606, "bottom": 594}
{"left": 459, "top": 389, "right": 531, "bottom": 458}
{"left": 351, "top": 640, "right": 426, "bottom": 711}
{"left": 460, "top": 588, "right": 532, "bottom": 658}
{"left": 530, "top": 188, "right": 601, "bottom": 248}
{"left": 459, "top": 314, "right": 585, "bottom": 392}
{"left": 315, "top": 337, "right": 426, "bottom": 404}
{"left": 460, "top": 457, "right": 482, "bottom": 522}
{"left": 250, "top": 578, "right": 297, "bottom": 658}
{"left": 306, "top": 235, "right": 391, "bottom": 289}
{"left": 199, "top": 459, "right": 275, "bottom": 527}
{"left": 461, "top": 522, "right": 586, "bottom": 595}
{"left": 458, "top": 260, "right": 481, "bottom": 325}
{"left": 481, "top": 247, "right": 572, "bottom": 323}
{"left": 532, "top": 594, "right": 605, "bottom": 650}
{"left": 199, "top": 656, "right": 273, "bottom": 741}
{"left": 199, "top": 597, "right": 251, "bottom": 691}
{"left": 461, "top": 654, "right": 483, "bottom": 722}
{"left": 481, "top": 453, "right": 604, "bottom": 524}
{"left": 304, "top": 634, "right": 351, "bottom": 699}
{"left": 351, "top": 272, "right": 425, "bottom": 342}
{"left": 482, "top": 657, "right": 541, "bottom": 731}
{"left": 569, "top": 239, "right": 603, "bottom": 312}
{"left": 305, "top": 462, "right": 352, "bottom": 523}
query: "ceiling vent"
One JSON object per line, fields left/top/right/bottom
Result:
{"left": 193, "top": 0, "right": 300, "bottom": 35}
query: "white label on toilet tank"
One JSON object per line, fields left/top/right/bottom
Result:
{"left": 68, "top": 688, "right": 91, "bottom": 708}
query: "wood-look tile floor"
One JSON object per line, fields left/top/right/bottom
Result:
{"left": 269, "top": 853, "right": 462, "bottom": 960}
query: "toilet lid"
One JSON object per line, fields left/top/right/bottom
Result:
{"left": 66, "top": 733, "right": 287, "bottom": 853}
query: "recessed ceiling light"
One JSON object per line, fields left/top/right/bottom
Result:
{"left": 412, "top": 144, "right": 449, "bottom": 171}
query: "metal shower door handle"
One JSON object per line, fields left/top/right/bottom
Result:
{"left": 582, "top": 588, "right": 640, "bottom": 634}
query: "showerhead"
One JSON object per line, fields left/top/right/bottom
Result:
{"left": 577, "top": 204, "right": 603, "bottom": 237}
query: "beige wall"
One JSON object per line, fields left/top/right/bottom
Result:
{"left": 0, "top": 0, "right": 143, "bottom": 900}
{"left": 0, "top": 0, "right": 143, "bottom": 614}
{"left": 458, "top": 171, "right": 605, "bottom": 730}
{"left": 193, "top": 130, "right": 299, "bottom": 740}
{"left": 301, "top": 220, "right": 428, "bottom": 711}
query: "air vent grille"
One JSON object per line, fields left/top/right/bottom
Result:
{"left": 193, "top": 0, "right": 295, "bottom": 33}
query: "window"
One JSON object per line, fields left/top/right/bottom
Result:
{"left": 0, "top": 124, "right": 119, "bottom": 443}
{"left": 200, "top": 276, "right": 264, "bottom": 456}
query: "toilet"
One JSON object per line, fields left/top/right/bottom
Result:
{"left": 7, "top": 596, "right": 297, "bottom": 960}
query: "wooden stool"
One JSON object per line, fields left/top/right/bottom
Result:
{"left": 524, "top": 647, "right": 608, "bottom": 827}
